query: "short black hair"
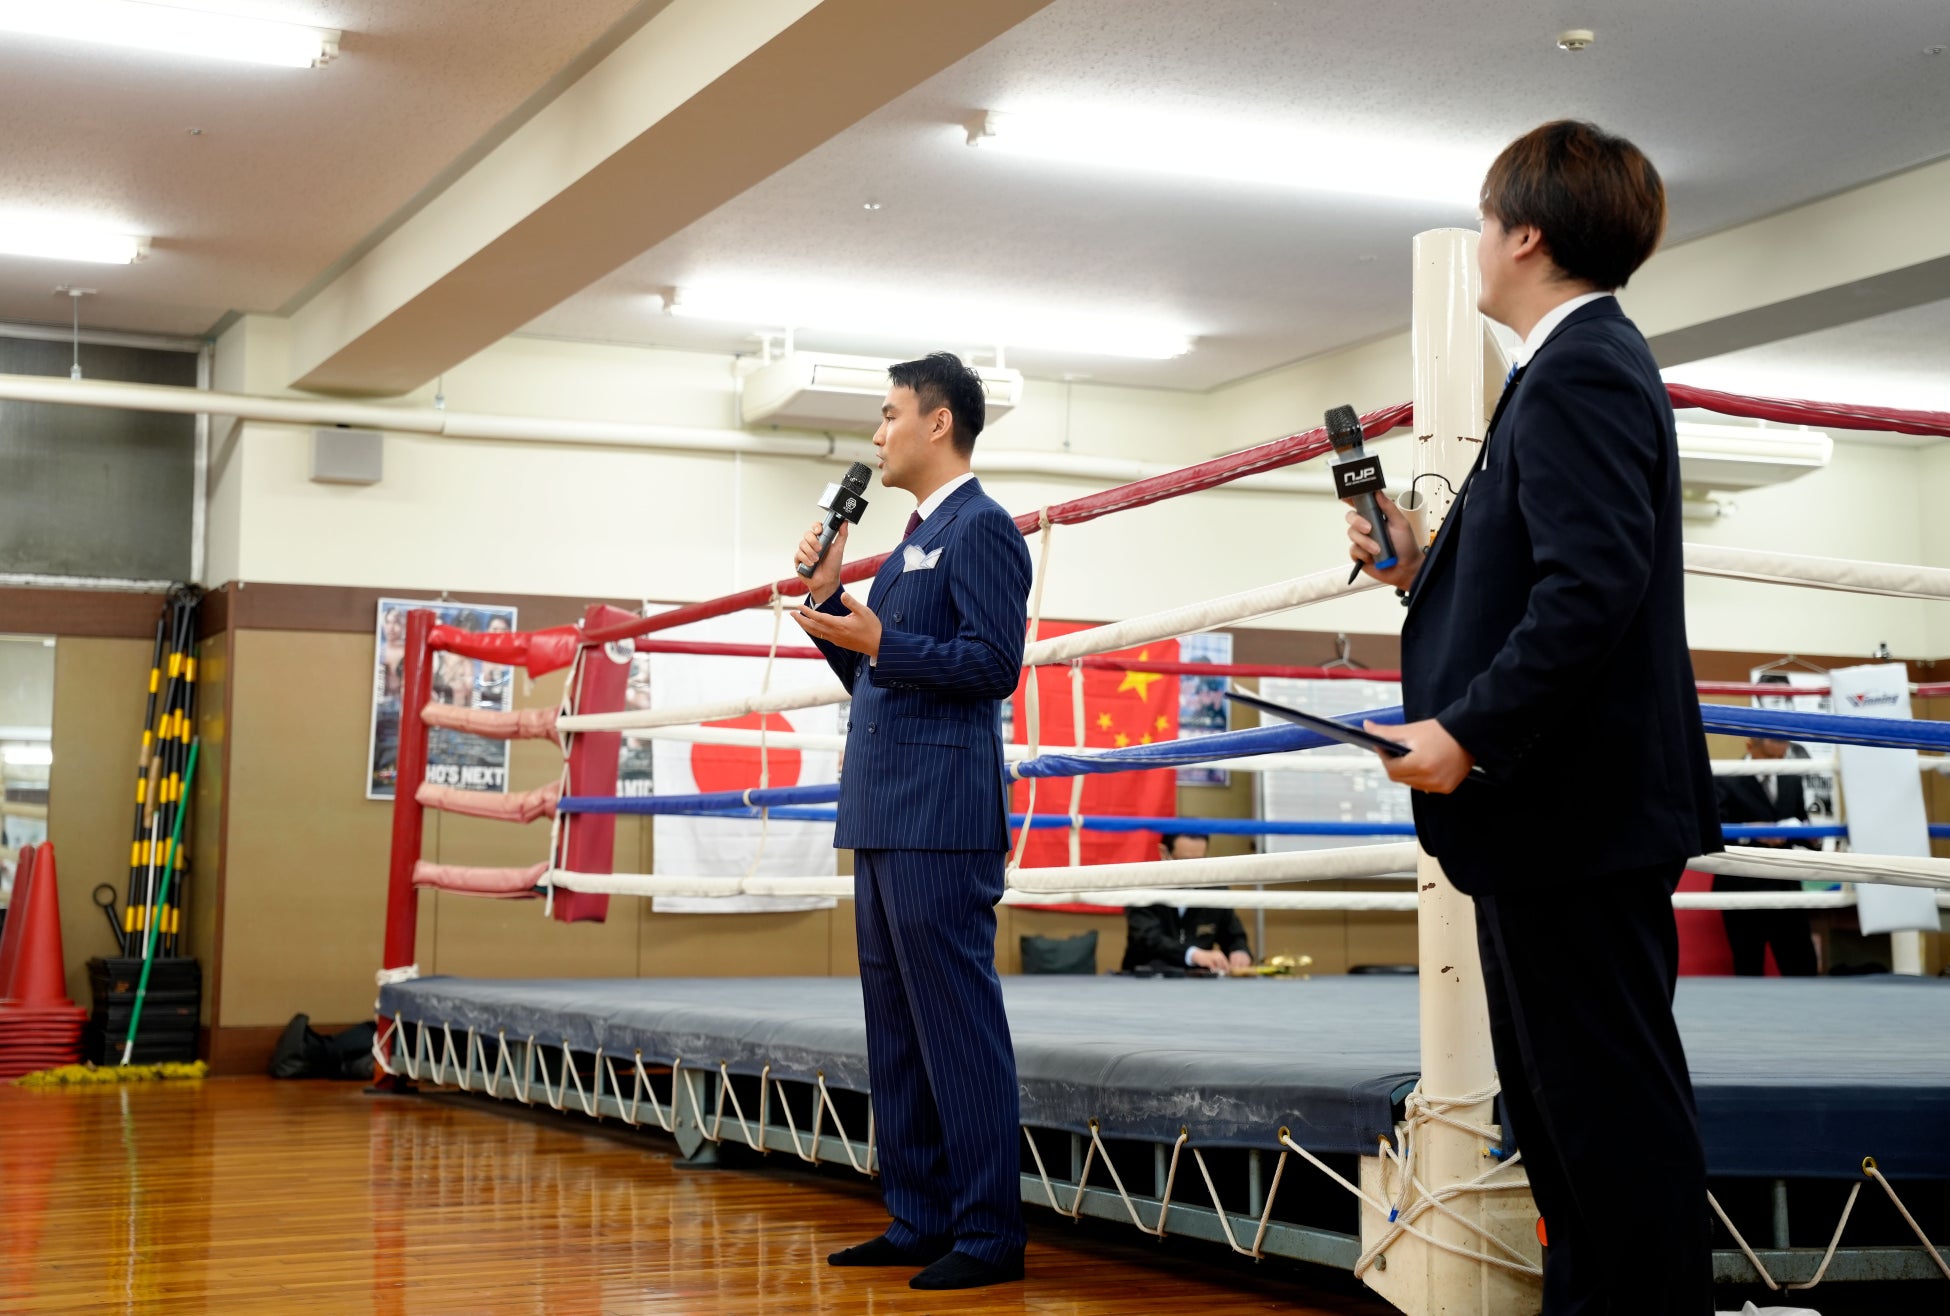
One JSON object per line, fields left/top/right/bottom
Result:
{"left": 1160, "top": 833, "right": 1208, "bottom": 854}
{"left": 887, "top": 351, "right": 986, "bottom": 455}
{"left": 1481, "top": 120, "right": 1666, "bottom": 290}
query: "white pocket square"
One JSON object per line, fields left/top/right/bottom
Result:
{"left": 902, "top": 545, "right": 943, "bottom": 572}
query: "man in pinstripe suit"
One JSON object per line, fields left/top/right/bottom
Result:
{"left": 793, "top": 351, "right": 1034, "bottom": 1290}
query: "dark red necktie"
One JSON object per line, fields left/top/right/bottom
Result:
{"left": 903, "top": 511, "right": 922, "bottom": 540}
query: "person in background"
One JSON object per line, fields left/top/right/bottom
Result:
{"left": 1121, "top": 833, "right": 1253, "bottom": 974}
{"left": 1714, "top": 736, "right": 1820, "bottom": 975}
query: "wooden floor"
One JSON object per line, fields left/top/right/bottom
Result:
{"left": 1, "top": 1076, "right": 1393, "bottom": 1315}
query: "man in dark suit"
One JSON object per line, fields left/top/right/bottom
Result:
{"left": 1715, "top": 738, "right": 1820, "bottom": 975}
{"left": 1348, "top": 122, "right": 1721, "bottom": 1313}
{"left": 793, "top": 351, "right": 1033, "bottom": 1291}
{"left": 1121, "top": 833, "right": 1254, "bottom": 973}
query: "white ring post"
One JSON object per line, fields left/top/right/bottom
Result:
{"left": 1359, "top": 229, "right": 1543, "bottom": 1314}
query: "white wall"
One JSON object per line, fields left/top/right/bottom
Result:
{"left": 203, "top": 315, "right": 1943, "bottom": 658}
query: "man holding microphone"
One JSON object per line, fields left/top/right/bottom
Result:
{"left": 1347, "top": 122, "right": 1721, "bottom": 1313}
{"left": 791, "top": 351, "right": 1034, "bottom": 1291}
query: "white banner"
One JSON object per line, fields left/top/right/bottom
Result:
{"left": 1254, "top": 677, "right": 1411, "bottom": 853}
{"left": 648, "top": 610, "right": 839, "bottom": 913}
{"left": 1829, "top": 662, "right": 1941, "bottom": 935}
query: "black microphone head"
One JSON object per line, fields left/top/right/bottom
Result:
{"left": 1325, "top": 405, "right": 1364, "bottom": 454}
{"left": 839, "top": 461, "right": 873, "bottom": 495}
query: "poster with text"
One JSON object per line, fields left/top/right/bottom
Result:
{"left": 367, "top": 599, "right": 519, "bottom": 800}
{"left": 1177, "top": 632, "right": 1233, "bottom": 786}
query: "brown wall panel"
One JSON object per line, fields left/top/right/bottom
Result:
{"left": 219, "top": 629, "right": 396, "bottom": 1026}
{"left": 190, "top": 632, "right": 229, "bottom": 1026}
{"left": 46, "top": 637, "right": 153, "bottom": 1003}
{"left": 0, "top": 587, "right": 168, "bottom": 639}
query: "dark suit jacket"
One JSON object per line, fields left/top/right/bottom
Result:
{"left": 1401, "top": 298, "right": 1721, "bottom": 894}
{"left": 1716, "top": 766, "right": 1815, "bottom": 847}
{"left": 1121, "top": 906, "right": 1251, "bottom": 972}
{"left": 809, "top": 478, "right": 1033, "bottom": 851}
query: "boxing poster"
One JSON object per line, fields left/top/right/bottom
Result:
{"left": 367, "top": 599, "right": 518, "bottom": 801}
{"left": 1177, "top": 632, "right": 1233, "bottom": 787}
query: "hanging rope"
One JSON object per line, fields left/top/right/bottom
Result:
{"left": 1011, "top": 507, "right": 1057, "bottom": 872}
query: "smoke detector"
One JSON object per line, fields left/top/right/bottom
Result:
{"left": 1556, "top": 29, "right": 1595, "bottom": 52}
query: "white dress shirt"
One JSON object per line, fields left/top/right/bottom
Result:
{"left": 1511, "top": 292, "right": 1613, "bottom": 367}
{"left": 914, "top": 470, "right": 976, "bottom": 523}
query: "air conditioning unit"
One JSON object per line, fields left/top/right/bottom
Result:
{"left": 1676, "top": 422, "right": 1830, "bottom": 494}
{"left": 739, "top": 351, "right": 1023, "bottom": 431}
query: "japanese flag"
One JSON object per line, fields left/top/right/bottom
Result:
{"left": 647, "top": 610, "right": 840, "bottom": 911}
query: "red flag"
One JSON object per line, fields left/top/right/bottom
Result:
{"left": 1010, "top": 623, "right": 1179, "bottom": 866}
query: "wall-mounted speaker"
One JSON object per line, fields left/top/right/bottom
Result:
{"left": 310, "top": 427, "right": 383, "bottom": 485}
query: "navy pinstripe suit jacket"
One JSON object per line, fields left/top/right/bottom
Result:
{"left": 810, "top": 478, "right": 1033, "bottom": 851}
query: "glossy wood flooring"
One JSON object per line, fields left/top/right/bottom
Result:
{"left": 1, "top": 1076, "right": 1394, "bottom": 1315}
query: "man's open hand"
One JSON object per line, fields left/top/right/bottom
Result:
{"left": 1364, "top": 717, "right": 1476, "bottom": 794}
{"left": 793, "top": 591, "right": 883, "bottom": 660}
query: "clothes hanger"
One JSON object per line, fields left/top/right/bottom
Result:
{"left": 1753, "top": 654, "right": 1828, "bottom": 677}
{"left": 1319, "top": 634, "right": 1368, "bottom": 672}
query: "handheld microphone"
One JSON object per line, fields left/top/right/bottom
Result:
{"left": 1327, "top": 405, "right": 1396, "bottom": 578}
{"left": 797, "top": 462, "right": 873, "bottom": 579}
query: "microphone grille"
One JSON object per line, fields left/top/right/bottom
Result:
{"left": 1324, "top": 404, "right": 1363, "bottom": 450}
{"left": 840, "top": 461, "right": 873, "bottom": 494}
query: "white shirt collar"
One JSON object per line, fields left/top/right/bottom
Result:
{"left": 1511, "top": 292, "right": 1612, "bottom": 367}
{"left": 915, "top": 471, "right": 976, "bottom": 522}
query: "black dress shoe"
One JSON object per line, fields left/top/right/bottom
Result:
{"left": 908, "top": 1250, "right": 1025, "bottom": 1290}
{"left": 827, "top": 1233, "right": 952, "bottom": 1267}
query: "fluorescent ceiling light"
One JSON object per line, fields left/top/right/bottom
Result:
{"left": 665, "top": 285, "right": 1195, "bottom": 360}
{"left": 0, "top": 1, "right": 339, "bottom": 69}
{"left": 2, "top": 744, "right": 53, "bottom": 767}
{"left": 966, "top": 109, "right": 1484, "bottom": 209}
{"left": 0, "top": 219, "right": 148, "bottom": 264}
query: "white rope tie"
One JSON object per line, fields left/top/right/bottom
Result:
{"left": 1863, "top": 1157, "right": 1950, "bottom": 1280}
{"left": 775, "top": 1075, "right": 822, "bottom": 1164}
{"left": 1021, "top": 1125, "right": 1095, "bottom": 1219}
{"left": 814, "top": 1073, "right": 873, "bottom": 1174}
{"left": 1067, "top": 660, "right": 1086, "bottom": 866}
{"left": 1010, "top": 508, "right": 1056, "bottom": 872}
{"left": 375, "top": 964, "right": 419, "bottom": 987}
{"left": 713, "top": 1062, "right": 764, "bottom": 1151}
{"left": 542, "top": 642, "right": 590, "bottom": 921}
{"left": 743, "top": 586, "right": 788, "bottom": 879}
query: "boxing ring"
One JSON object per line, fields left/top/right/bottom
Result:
{"left": 371, "top": 232, "right": 1950, "bottom": 1309}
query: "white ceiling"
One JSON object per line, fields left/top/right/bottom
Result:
{"left": 524, "top": 0, "right": 1950, "bottom": 390}
{"left": 0, "top": 0, "right": 1946, "bottom": 403}
{"left": 0, "top": 0, "right": 649, "bottom": 338}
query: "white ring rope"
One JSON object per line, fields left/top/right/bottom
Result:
{"left": 559, "top": 562, "right": 1380, "bottom": 734}
{"left": 1684, "top": 544, "right": 1950, "bottom": 601}
{"left": 1012, "top": 508, "right": 1057, "bottom": 873}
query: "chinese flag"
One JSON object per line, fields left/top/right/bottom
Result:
{"left": 1010, "top": 622, "right": 1180, "bottom": 866}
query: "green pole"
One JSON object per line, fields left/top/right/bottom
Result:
{"left": 121, "top": 738, "right": 198, "bottom": 1066}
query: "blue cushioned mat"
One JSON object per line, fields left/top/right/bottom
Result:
{"left": 378, "top": 973, "right": 1950, "bottom": 1178}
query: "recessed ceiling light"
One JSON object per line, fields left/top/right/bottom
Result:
{"left": 0, "top": 1, "right": 340, "bottom": 69}
{"left": 661, "top": 285, "right": 1196, "bottom": 360}
{"left": 0, "top": 220, "right": 148, "bottom": 264}
{"left": 861, "top": 200, "right": 883, "bottom": 211}
{"left": 964, "top": 109, "right": 1484, "bottom": 209}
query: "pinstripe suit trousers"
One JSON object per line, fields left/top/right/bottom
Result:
{"left": 854, "top": 847, "right": 1025, "bottom": 1264}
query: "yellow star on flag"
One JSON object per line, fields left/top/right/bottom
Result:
{"left": 1140, "top": 734, "right": 1153, "bottom": 745}
{"left": 1116, "top": 648, "right": 1165, "bottom": 702}
{"left": 1096, "top": 712, "right": 1113, "bottom": 730}
{"left": 1114, "top": 732, "right": 1131, "bottom": 748}
{"left": 1155, "top": 715, "right": 1168, "bottom": 732}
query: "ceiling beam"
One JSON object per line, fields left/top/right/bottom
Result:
{"left": 1625, "top": 156, "right": 1950, "bottom": 367}
{"left": 287, "top": 0, "right": 1053, "bottom": 396}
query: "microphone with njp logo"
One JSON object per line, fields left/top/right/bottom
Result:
{"left": 1327, "top": 404, "right": 1395, "bottom": 579}
{"left": 797, "top": 461, "right": 873, "bottom": 579}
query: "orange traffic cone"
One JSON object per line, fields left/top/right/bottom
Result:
{"left": 0, "top": 844, "right": 35, "bottom": 996}
{"left": 0, "top": 844, "right": 85, "bottom": 1080}
{"left": 1, "top": 844, "right": 76, "bottom": 1009}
